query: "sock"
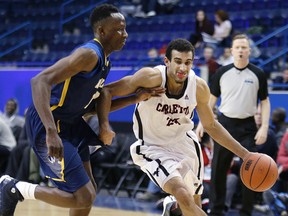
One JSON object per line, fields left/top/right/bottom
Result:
{"left": 15, "top": 181, "right": 37, "bottom": 200}
{"left": 170, "top": 202, "right": 183, "bottom": 216}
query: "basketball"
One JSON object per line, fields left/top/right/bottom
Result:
{"left": 240, "top": 153, "right": 278, "bottom": 192}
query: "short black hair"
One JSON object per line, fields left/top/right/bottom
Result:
{"left": 165, "top": 38, "right": 195, "bottom": 61}
{"left": 89, "top": 4, "right": 119, "bottom": 30}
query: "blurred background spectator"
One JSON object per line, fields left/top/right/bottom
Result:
{"left": 1, "top": 98, "right": 25, "bottom": 141}
{"left": 198, "top": 46, "right": 221, "bottom": 83}
{"left": 254, "top": 105, "right": 278, "bottom": 160}
{"left": 188, "top": 10, "right": 214, "bottom": 48}
{"left": 134, "top": 0, "right": 157, "bottom": 18}
{"left": 273, "top": 68, "right": 288, "bottom": 91}
{"left": 0, "top": 116, "right": 16, "bottom": 175}
{"left": 271, "top": 107, "right": 287, "bottom": 146}
{"left": 133, "top": 0, "right": 179, "bottom": 18}
{"left": 217, "top": 47, "right": 234, "bottom": 66}
{"left": 277, "top": 131, "right": 288, "bottom": 188}
{"left": 202, "top": 10, "right": 233, "bottom": 48}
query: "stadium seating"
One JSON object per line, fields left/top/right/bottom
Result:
{"left": 0, "top": 0, "right": 287, "bottom": 68}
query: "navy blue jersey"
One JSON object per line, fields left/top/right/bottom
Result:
{"left": 25, "top": 39, "right": 110, "bottom": 192}
{"left": 50, "top": 38, "right": 111, "bottom": 123}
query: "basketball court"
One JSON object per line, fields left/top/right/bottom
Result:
{"left": 14, "top": 193, "right": 268, "bottom": 216}
{"left": 15, "top": 200, "right": 160, "bottom": 216}
{"left": 14, "top": 192, "right": 162, "bottom": 216}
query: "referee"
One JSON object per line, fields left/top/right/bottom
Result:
{"left": 196, "top": 33, "right": 271, "bottom": 216}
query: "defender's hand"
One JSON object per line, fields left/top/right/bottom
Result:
{"left": 135, "top": 87, "right": 165, "bottom": 102}
{"left": 99, "top": 127, "right": 115, "bottom": 145}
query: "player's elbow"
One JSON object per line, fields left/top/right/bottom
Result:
{"left": 101, "top": 86, "right": 113, "bottom": 99}
{"left": 202, "top": 120, "right": 217, "bottom": 133}
{"left": 30, "top": 76, "right": 38, "bottom": 87}
{"left": 31, "top": 76, "right": 41, "bottom": 94}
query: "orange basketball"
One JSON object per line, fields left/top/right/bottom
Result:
{"left": 240, "top": 153, "right": 278, "bottom": 192}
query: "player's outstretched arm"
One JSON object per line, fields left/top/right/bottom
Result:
{"left": 109, "top": 86, "right": 165, "bottom": 112}
{"left": 195, "top": 77, "right": 249, "bottom": 159}
{"left": 97, "top": 67, "right": 162, "bottom": 144}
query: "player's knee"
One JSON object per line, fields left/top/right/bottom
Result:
{"left": 75, "top": 189, "right": 96, "bottom": 208}
{"left": 173, "top": 187, "right": 193, "bottom": 208}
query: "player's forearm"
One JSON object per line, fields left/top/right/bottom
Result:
{"left": 31, "top": 76, "right": 57, "bottom": 133}
{"left": 97, "top": 87, "right": 113, "bottom": 130}
{"left": 209, "top": 94, "right": 218, "bottom": 110}
{"left": 205, "top": 121, "right": 249, "bottom": 159}
{"left": 110, "top": 96, "right": 137, "bottom": 112}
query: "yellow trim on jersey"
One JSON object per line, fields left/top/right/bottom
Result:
{"left": 45, "top": 158, "right": 66, "bottom": 182}
{"left": 93, "top": 38, "right": 109, "bottom": 66}
{"left": 56, "top": 120, "right": 60, "bottom": 133}
{"left": 50, "top": 78, "right": 71, "bottom": 111}
{"left": 93, "top": 38, "right": 102, "bottom": 47}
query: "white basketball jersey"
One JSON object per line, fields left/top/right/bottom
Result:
{"left": 133, "top": 65, "right": 197, "bottom": 145}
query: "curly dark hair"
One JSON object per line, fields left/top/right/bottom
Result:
{"left": 89, "top": 4, "right": 119, "bottom": 31}
{"left": 165, "top": 38, "right": 195, "bottom": 61}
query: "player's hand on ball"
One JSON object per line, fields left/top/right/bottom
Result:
{"left": 240, "top": 152, "right": 278, "bottom": 192}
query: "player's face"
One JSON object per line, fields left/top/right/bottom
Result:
{"left": 231, "top": 38, "right": 251, "bottom": 61}
{"left": 104, "top": 13, "right": 128, "bottom": 51}
{"left": 165, "top": 50, "right": 193, "bottom": 83}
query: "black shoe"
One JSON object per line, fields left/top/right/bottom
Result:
{"left": 0, "top": 175, "right": 24, "bottom": 216}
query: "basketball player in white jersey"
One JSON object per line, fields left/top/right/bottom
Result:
{"left": 97, "top": 38, "right": 252, "bottom": 216}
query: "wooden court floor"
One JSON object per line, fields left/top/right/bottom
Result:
{"left": 15, "top": 200, "right": 161, "bottom": 216}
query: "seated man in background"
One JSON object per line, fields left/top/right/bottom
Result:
{"left": 0, "top": 117, "right": 17, "bottom": 174}
{"left": 273, "top": 68, "right": 288, "bottom": 91}
{"left": 1, "top": 99, "right": 25, "bottom": 141}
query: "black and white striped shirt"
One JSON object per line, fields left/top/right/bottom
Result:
{"left": 210, "top": 63, "right": 268, "bottom": 119}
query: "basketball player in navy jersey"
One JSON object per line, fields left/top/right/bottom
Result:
{"left": 97, "top": 38, "right": 255, "bottom": 216}
{"left": 0, "top": 4, "right": 157, "bottom": 216}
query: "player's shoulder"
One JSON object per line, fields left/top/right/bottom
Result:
{"left": 72, "top": 45, "right": 98, "bottom": 60}
{"left": 153, "top": 64, "right": 165, "bottom": 72}
{"left": 196, "top": 76, "right": 209, "bottom": 92}
{"left": 74, "top": 39, "right": 102, "bottom": 56}
{"left": 195, "top": 77, "right": 210, "bottom": 103}
{"left": 132, "top": 65, "right": 162, "bottom": 87}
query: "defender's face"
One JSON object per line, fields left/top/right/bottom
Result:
{"left": 231, "top": 38, "right": 251, "bottom": 61}
{"left": 104, "top": 13, "right": 128, "bottom": 51}
{"left": 165, "top": 50, "right": 193, "bottom": 83}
